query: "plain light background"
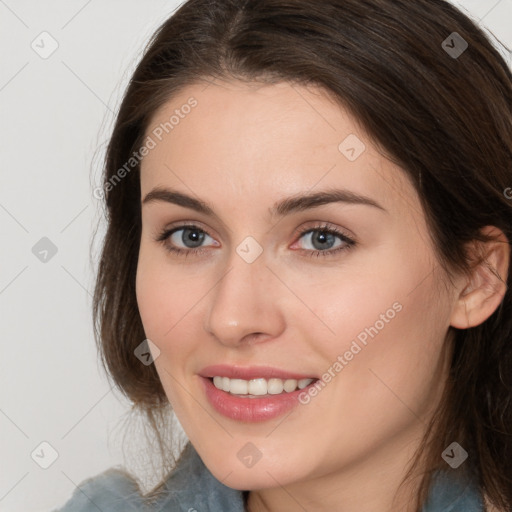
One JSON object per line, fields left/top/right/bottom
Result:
{"left": 0, "top": 1, "right": 511, "bottom": 511}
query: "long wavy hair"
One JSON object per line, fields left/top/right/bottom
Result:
{"left": 91, "top": 0, "right": 512, "bottom": 509}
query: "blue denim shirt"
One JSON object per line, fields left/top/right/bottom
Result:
{"left": 53, "top": 443, "right": 483, "bottom": 511}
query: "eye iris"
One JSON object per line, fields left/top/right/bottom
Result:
{"left": 182, "top": 228, "right": 204, "bottom": 248}
{"left": 172, "top": 228, "right": 341, "bottom": 252}
{"left": 312, "top": 231, "right": 335, "bottom": 250}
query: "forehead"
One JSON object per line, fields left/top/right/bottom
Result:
{"left": 140, "top": 80, "right": 419, "bottom": 220}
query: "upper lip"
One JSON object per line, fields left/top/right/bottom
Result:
{"left": 199, "top": 364, "right": 317, "bottom": 381}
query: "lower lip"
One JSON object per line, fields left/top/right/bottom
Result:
{"left": 200, "top": 376, "right": 317, "bottom": 422}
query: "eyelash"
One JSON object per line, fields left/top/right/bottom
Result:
{"left": 155, "top": 223, "right": 356, "bottom": 259}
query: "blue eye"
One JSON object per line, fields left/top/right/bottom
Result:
{"left": 155, "top": 225, "right": 216, "bottom": 258}
{"left": 155, "top": 223, "right": 356, "bottom": 258}
{"left": 296, "top": 227, "right": 356, "bottom": 256}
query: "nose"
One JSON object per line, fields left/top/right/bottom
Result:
{"left": 203, "top": 250, "right": 286, "bottom": 347}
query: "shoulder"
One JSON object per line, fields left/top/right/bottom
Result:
{"left": 422, "top": 469, "right": 484, "bottom": 512}
{"left": 52, "top": 467, "right": 143, "bottom": 512}
{"left": 52, "top": 444, "right": 245, "bottom": 512}
{"left": 148, "top": 442, "right": 246, "bottom": 511}
{"left": 148, "top": 442, "right": 244, "bottom": 512}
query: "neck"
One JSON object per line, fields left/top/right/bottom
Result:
{"left": 246, "top": 424, "right": 430, "bottom": 512}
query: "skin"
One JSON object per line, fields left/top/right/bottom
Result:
{"left": 135, "top": 79, "right": 509, "bottom": 512}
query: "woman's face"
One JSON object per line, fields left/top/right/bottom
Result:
{"left": 136, "top": 80, "right": 458, "bottom": 493}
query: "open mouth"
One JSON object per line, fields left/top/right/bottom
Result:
{"left": 201, "top": 374, "right": 320, "bottom": 422}
{"left": 209, "top": 376, "right": 319, "bottom": 397}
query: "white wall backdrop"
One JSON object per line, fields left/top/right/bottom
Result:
{"left": 0, "top": 1, "right": 511, "bottom": 511}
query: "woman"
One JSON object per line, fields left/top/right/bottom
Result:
{"left": 56, "top": 0, "right": 512, "bottom": 510}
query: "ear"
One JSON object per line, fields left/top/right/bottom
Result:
{"left": 450, "top": 226, "right": 510, "bottom": 329}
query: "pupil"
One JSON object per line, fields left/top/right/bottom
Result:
{"left": 184, "top": 228, "right": 204, "bottom": 248}
{"left": 314, "top": 231, "right": 333, "bottom": 249}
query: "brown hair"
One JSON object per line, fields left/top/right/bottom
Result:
{"left": 91, "top": 0, "right": 512, "bottom": 509}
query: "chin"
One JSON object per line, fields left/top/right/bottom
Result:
{"left": 199, "top": 446, "right": 307, "bottom": 491}
{"left": 212, "top": 465, "right": 296, "bottom": 491}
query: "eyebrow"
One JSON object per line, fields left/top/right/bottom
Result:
{"left": 141, "top": 186, "right": 388, "bottom": 217}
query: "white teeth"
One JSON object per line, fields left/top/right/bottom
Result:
{"left": 298, "top": 378, "right": 313, "bottom": 389}
{"left": 283, "top": 379, "right": 298, "bottom": 392}
{"left": 267, "top": 378, "right": 284, "bottom": 395}
{"left": 248, "top": 378, "right": 267, "bottom": 395}
{"left": 229, "top": 379, "right": 248, "bottom": 394}
{"left": 211, "top": 376, "right": 314, "bottom": 395}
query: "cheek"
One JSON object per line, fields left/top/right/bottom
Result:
{"left": 294, "top": 234, "right": 428, "bottom": 348}
{"left": 135, "top": 256, "right": 167, "bottom": 339}
{"left": 135, "top": 252, "right": 189, "bottom": 404}
{"left": 135, "top": 243, "right": 193, "bottom": 339}
{"left": 135, "top": 245, "right": 206, "bottom": 389}
{"left": 292, "top": 261, "right": 410, "bottom": 359}
{"left": 306, "top": 245, "right": 448, "bottom": 402}
{"left": 322, "top": 277, "right": 448, "bottom": 428}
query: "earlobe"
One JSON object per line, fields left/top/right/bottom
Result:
{"left": 449, "top": 226, "right": 510, "bottom": 330}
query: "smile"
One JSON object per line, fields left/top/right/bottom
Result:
{"left": 212, "top": 376, "right": 314, "bottom": 396}
{"left": 198, "top": 365, "right": 319, "bottom": 422}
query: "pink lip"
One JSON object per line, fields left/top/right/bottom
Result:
{"left": 199, "top": 364, "right": 316, "bottom": 381}
{"left": 198, "top": 365, "right": 319, "bottom": 423}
